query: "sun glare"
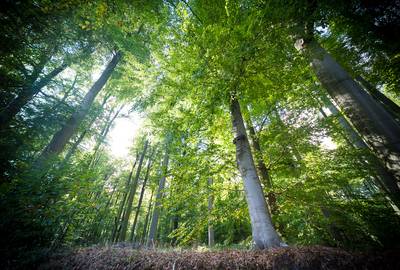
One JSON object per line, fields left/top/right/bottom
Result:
{"left": 108, "top": 111, "right": 144, "bottom": 158}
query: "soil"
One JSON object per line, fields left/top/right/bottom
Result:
{"left": 38, "top": 245, "right": 400, "bottom": 270}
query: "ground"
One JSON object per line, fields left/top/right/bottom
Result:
{"left": 37, "top": 245, "right": 400, "bottom": 270}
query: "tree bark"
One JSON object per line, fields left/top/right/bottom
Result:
{"left": 118, "top": 140, "right": 148, "bottom": 241}
{"left": 298, "top": 39, "right": 400, "bottom": 187}
{"left": 229, "top": 95, "right": 282, "bottom": 249}
{"left": 130, "top": 148, "right": 155, "bottom": 241}
{"left": 355, "top": 75, "right": 400, "bottom": 122}
{"left": 141, "top": 189, "right": 154, "bottom": 244}
{"left": 35, "top": 52, "right": 121, "bottom": 167}
{"left": 112, "top": 156, "right": 139, "bottom": 243}
{"left": 147, "top": 144, "right": 169, "bottom": 247}
{"left": 0, "top": 62, "right": 68, "bottom": 131}
{"left": 62, "top": 94, "right": 111, "bottom": 165}
{"left": 321, "top": 96, "right": 400, "bottom": 208}
{"left": 207, "top": 178, "right": 215, "bottom": 248}
{"left": 241, "top": 105, "right": 278, "bottom": 214}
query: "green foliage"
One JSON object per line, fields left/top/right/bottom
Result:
{"left": 1, "top": 0, "right": 400, "bottom": 267}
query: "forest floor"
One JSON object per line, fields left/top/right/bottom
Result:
{"left": 37, "top": 245, "right": 400, "bottom": 270}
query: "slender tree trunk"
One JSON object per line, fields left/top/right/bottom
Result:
{"left": 130, "top": 148, "right": 155, "bottom": 241}
{"left": 141, "top": 189, "right": 154, "bottom": 244}
{"left": 0, "top": 62, "right": 68, "bottom": 131}
{"left": 118, "top": 140, "right": 148, "bottom": 241}
{"left": 207, "top": 178, "right": 214, "bottom": 248}
{"left": 90, "top": 105, "right": 124, "bottom": 167}
{"left": 297, "top": 39, "right": 400, "bottom": 185}
{"left": 147, "top": 144, "right": 169, "bottom": 247}
{"left": 112, "top": 156, "right": 139, "bottom": 242}
{"left": 35, "top": 52, "right": 121, "bottom": 167}
{"left": 229, "top": 95, "right": 282, "bottom": 249}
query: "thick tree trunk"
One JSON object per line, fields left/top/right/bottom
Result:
{"left": 229, "top": 96, "right": 282, "bottom": 249}
{"left": 147, "top": 145, "right": 169, "bottom": 247}
{"left": 36, "top": 52, "right": 121, "bottom": 166}
{"left": 118, "top": 140, "right": 148, "bottom": 241}
{"left": 355, "top": 76, "right": 400, "bottom": 122}
{"left": 298, "top": 40, "right": 400, "bottom": 188}
{"left": 321, "top": 97, "right": 400, "bottom": 208}
{"left": 241, "top": 105, "right": 278, "bottom": 214}
{"left": 130, "top": 148, "right": 155, "bottom": 241}
{"left": 207, "top": 178, "right": 214, "bottom": 248}
{"left": 0, "top": 62, "right": 68, "bottom": 131}
{"left": 59, "top": 95, "right": 111, "bottom": 170}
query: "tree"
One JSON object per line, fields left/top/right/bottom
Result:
{"left": 295, "top": 39, "right": 400, "bottom": 195}
{"left": 36, "top": 51, "right": 122, "bottom": 167}
{"left": 130, "top": 147, "right": 155, "bottom": 241}
{"left": 147, "top": 141, "right": 169, "bottom": 247}
{"left": 230, "top": 95, "right": 282, "bottom": 249}
{"left": 118, "top": 140, "right": 148, "bottom": 241}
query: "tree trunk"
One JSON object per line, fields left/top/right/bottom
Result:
{"left": 62, "top": 93, "right": 111, "bottom": 165}
{"left": 298, "top": 40, "right": 400, "bottom": 186}
{"left": 241, "top": 105, "right": 278, "bottom": 214}
{"left": 112, "top": 156, "right": 139, "bottom": 242}
{"left": 118, "top": 140, "right": 148, "bottom": 241}
{"left": 141, "top": 189, "right": 154, "bottom": 244}
{"left": 90, "top": 105, "right": 124, "bottom": 167}
{"left": 355, "top": 75, "right": 400, "bottom": 122}
{"left": 147, "top": 144, "right": 169, "bottom": 247}
{"left": 229, "top": 96, "right": 282, "bottom": 249}
{"left": 130, "top": 148, "right": 155, "bottom": 241}
{"left": 207, "top": 178, "right": 215, "bottom": 248}
{"left": 321, "top": 96, "right": 400, "bottom": 208}
{"left": 0, "top": 62, "right": 68, "bottom": 131}
{"left": 35, "top": 52, "right": 121, "bottom": 167}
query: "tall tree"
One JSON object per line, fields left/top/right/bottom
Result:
{"left": 230, "top": 95, "right": 282, "bottom": 249}
{"left": 112, "top": 155, "right": 139, "bottom": 243}
{"left": 320, "top": 96, "right": 400, "bottom": 208}
{"left": 36, "top": 51, "right": 121, "bottom": 167}
{"left": 0, "top": 61, "right": 68, "bottom": 131}
{"left": 147, "top": 142, "right": 169, "bottom": 247}
{"left": 118, "top": 140, "right": 148, "bottom": 241}
{"left": 295, "top": 39, "right": 400, "bottom": 189}
{"left": 207, "top": 178, "right": 214, "bottom": 248}
{"left": 130, "top": 148, "right": 155, "bottom": 241}
{"left": 242, "top": 105, "right": 277, "bottom": 214}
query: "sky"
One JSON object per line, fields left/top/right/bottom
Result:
{"left": 108, "top": 110, "right": 144, "bottom": 158}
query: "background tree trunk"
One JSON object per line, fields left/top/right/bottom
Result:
{"left": 36, "top": 52, "right": 121, "bottom": 167}
{"left": 130, "top": 148, "right": 155, "bottom": 241}
{"left": 141, "top": 189, "right": 154, "bottom": 244}
{"left": 208, "top": 178, "right": 215, "bottom": 248}
{"left": 118, "top": 140, "right": 148, "bottom": 241}
{"left": 147, "top": 144, "right": 169, "bottom": 247}
{"left": 112, "top": 156, "right": 139, "bottom": 243}
{"left": 0, "top": 62, "right": 68, "bottom": 131}
{"left": 301, "top": 40, "right": 400, "bottom": 186}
